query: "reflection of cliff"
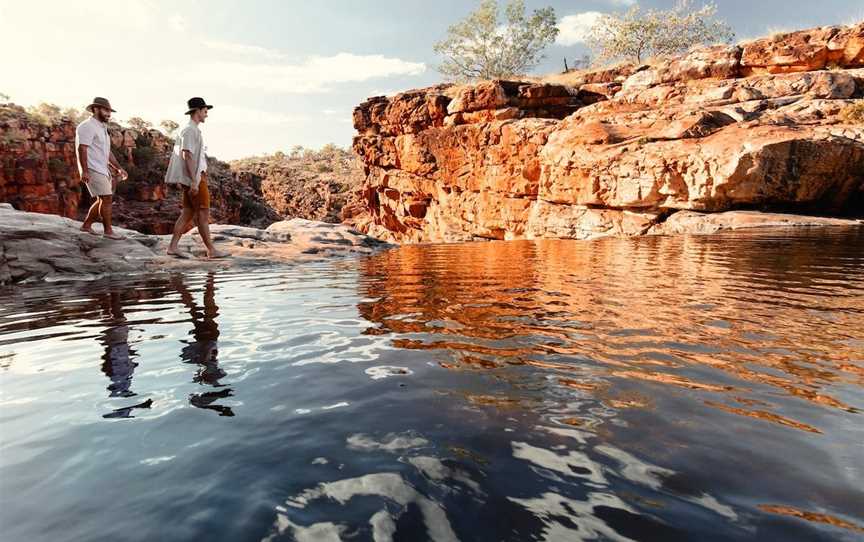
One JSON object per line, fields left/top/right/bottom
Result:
{"left": 357, "top": 228, "right": 864, "bottom": 428}
{"left": 347, "top": 23, "right": 864, "bottom": 243}
{"left": 0, "top": 104, "right": 280, "bottom": 234}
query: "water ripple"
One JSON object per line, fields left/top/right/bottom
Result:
{"left": 0, "top": 227, "right": 862, "bottom": 541}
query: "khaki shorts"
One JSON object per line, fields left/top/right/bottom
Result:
{"left": 84, "top": 170, "right": 113, "bottom": 197}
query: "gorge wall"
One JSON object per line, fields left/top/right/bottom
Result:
{"left": 231, "top": 147, "right": 363, "bottom": 224}
{"left": 345, "top": 24, "right": 864, "bottom": 243}
{"left": 0, "top": 105, "right": 280, "bottom": 234}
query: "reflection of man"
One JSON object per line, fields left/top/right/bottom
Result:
{"left": 98, "top": 291, "right": 138, "bottom": 398}
{"left": 97, "top": 290, "right": 154, "bottom": 420}
{"left": 172, "top": 273, "right": 234, "bottom": 416}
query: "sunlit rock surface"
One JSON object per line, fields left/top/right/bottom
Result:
{"left": 345, "top": 23, "right": 864, "bottom": 243}
{"left": 0, "top": 204, "right": 388, "bottom": 284}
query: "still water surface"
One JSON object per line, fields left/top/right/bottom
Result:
{"left": 1, "top": 228, "right": 863, "bottom": 541}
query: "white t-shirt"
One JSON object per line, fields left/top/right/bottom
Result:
{"left": 75, "top": 117, "right": 111, "bottom": 177}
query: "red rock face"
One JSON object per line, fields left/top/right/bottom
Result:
{"left": 741, "top": 24, "right": 864, "bottom": 75}
{"left": 346, "top": 23, "right": 864, "bottom": 243}
{"left": 0, "top": 107, "right": 280, "bottom": 233}
{"left": 0, "top": 115, "right": 82, "bottom": 217}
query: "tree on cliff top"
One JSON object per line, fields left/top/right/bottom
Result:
{"left": 160, "top": 119, "right": 179, "bottom": 136}
{"left": 434, "top": 0, "right": 559, "bottom": 81}
{"left": 27, "top": 103, "right": 88, "bottom": 125}
{"left": 586, "top": 1, "right": 734, "bottom": 65}
{"left": 127, "top": 117, "right": 153, "bottom": 132}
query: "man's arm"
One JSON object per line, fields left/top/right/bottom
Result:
{"left": 78, "top": 144, "right": 90, "bottom": 182}
{"left": 182, "top": 150, "right": 198, "bottom": 193}
{"left": 108, "top": 150, "right": 127, "bottom": 178}
{"left": 108, "top": 150, "right": 120, "bottom": 171}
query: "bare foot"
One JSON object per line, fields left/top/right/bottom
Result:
{"left": 167, "top": 249, "right": 191, "bottom": 259}
{"left": 79, "top": 226, "right": 98, "bottom": 235}
{"left": 206, "top": 250, "right": 232, "bottom": 259}
{"left": 103, "top": 232, "right": 127, "bottom": 241}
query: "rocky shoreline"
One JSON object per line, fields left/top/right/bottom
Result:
{"left": 0, "top": 204, "right": 390, "bottom": 285}
{"left": 2, "top": 203, "right": 860, "bottom": 285}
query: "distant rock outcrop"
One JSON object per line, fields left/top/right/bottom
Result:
{"left": 345, "top": 23, "right": 864, "bottom": 243}
{"left": 0, "top": 105, "right": 280, "bottom": 234}
{"left": 230, "top": 146, "right": 363, "bottom": 224}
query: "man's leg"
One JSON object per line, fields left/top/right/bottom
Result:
{"left": 182, "top": 212, "right": 198, "bottom": 235}
{"left": 194, "top": 177, "right": 227, "bottom": 258}
{"left": 196, "top": 208, "right": 217, "bottom": 256}
{"left": 99, "top": 196, "right": 121, "bottom": 238}
{"left": 80, "top": 198, "right": 101, "bottom": 233}
{"left": 168, "top": 206, "right": 195, "bottom": 254}
{"left": 196, "top": 208, "right": 228, "bottom": 259}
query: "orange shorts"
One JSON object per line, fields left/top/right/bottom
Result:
{"left": 182, "top": 173, "right": 210, "bottom": 210}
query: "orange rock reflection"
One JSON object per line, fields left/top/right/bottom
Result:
{"left": 358, "top": 230, "right": 864, "bottom": 432}
{"left": 758, "top": 505, "right": 864, "bottom": 534}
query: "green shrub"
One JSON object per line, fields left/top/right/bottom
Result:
{"left": 132, "top": 145, "right": 156, "bottom": 166}
{"left": 48, "top": 158, "right": 70, "bottom": 175}
{"left": 434, "top": 0, "right": 558, "bottom": 80}
{"left": 585, "top": 1, "right": 734, "bottom": 65}
{"left": 127, "top": 117, "right": 152, "bottom": 132}
{"left": 159, "top": 119, "right": 179, "bottom": 136}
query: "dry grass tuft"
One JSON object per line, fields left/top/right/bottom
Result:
{"left": 840, "top": 101, "right": 864, "bottom": 123}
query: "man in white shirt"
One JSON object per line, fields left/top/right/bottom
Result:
{"left": 164, "top": 97, "right": 229, "bottom": 259}
{"left": 76, "top": 97, "right": 128, "bottom": 240}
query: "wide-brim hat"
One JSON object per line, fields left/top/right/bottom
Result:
{"left": 186, "top": 97, "right": 214, "bottom": 115}
{"left": 86, "top": 97, "right": 116, "bottom": 113}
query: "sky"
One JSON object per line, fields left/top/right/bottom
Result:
{"left": 1, "top": 0, "right": 862, "bottom": 160}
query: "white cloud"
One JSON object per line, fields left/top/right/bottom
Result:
{"left": 203, "top": 40, "right": 286, "bottom": 60}
{"left": 368, "top": 89, "right": 401, "bottom": 98}
{"left": 0, "top": 1, "right": 427, "bottom": 158}
{"left": 212, "top": 106, "right": 303, "bottom": 125}
{"left": 169, "top": 14, "right": 186, "bottom": 32}
{"left": 557, "top": 12, "right": 604, "bottom": 46}
{"left": 177, "top": 54, "right": 425, "bottom": 94}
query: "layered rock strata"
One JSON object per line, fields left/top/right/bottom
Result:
{"left": 345, "top": 24, "right": 864, "bottom": 243}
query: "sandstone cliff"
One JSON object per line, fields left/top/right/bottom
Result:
{"left": 0, "top": 105, "right": 280, "bottom": 234}
{"left": 231, "top": 146, "right": 363, "bottom": 223}
{"left": 345, "top": 24, "right": 864, "bottom": 243}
